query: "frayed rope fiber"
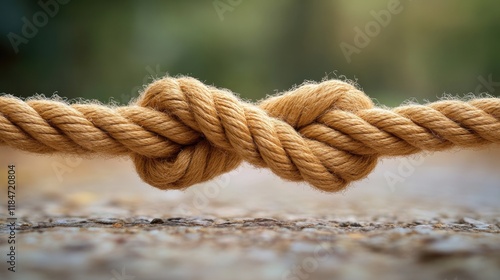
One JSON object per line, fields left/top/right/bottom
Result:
{"left": 1, "top": 77, "right": 499, "bottom": 192}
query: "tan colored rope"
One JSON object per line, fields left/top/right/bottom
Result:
{"left": 1, "top": 77, "right": 499, "bottom": 192}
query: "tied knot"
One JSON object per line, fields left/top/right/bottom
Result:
{"left": 132, "top": 77, "right": 378, "bottom": 192}
{"left": 1, "top": 76, "right": 499, "bottom": 192}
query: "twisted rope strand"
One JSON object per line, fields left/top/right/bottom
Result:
{"left": 0, "top": 77, "right": 498, "bottom": 192}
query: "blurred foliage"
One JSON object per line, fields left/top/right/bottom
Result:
{"left": 1, "top": 0, "right": 499, "bottom": 106}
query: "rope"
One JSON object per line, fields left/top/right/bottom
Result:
{"left": 1, "top": 77, "right": 499, "bottom": 192}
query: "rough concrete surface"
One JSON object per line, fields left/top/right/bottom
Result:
{"left": 0, "top": 146, "right": 499, "bottom": 280}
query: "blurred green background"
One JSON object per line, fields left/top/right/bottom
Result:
{"left": 1, "top": 0, "right": 499, "bottom": 106}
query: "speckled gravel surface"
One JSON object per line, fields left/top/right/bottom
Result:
{"left": 0, "top": 147, "right": 499, "bottom": 280}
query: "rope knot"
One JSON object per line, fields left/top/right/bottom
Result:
{"left": 2, "top": 76, "right": 498, "bottom": 192}
{"left": 132, "top": 77, "right": 378, "bottom": 192}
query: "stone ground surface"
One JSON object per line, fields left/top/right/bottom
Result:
{"left": 0, "top": 146, "right": 499, "bottom": 280}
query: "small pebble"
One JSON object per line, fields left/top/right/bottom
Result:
{"left": 150, "top": 218, "right": 164, "bottom": 224}
{"left": 93, "top": 218, "right": 123, "bottom": 225}
{"left": 339, "top": 222, "right": 362, "bottom": 227}
{"left": 350, "top": 222, "right": 363, "bottom": 227}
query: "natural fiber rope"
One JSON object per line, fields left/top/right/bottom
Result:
{"left": 1, "top": 77, "right": 499, "bottom": 192}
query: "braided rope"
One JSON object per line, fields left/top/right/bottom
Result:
{"left": 1, "top": 77, "right": 499, "bottom": 192}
